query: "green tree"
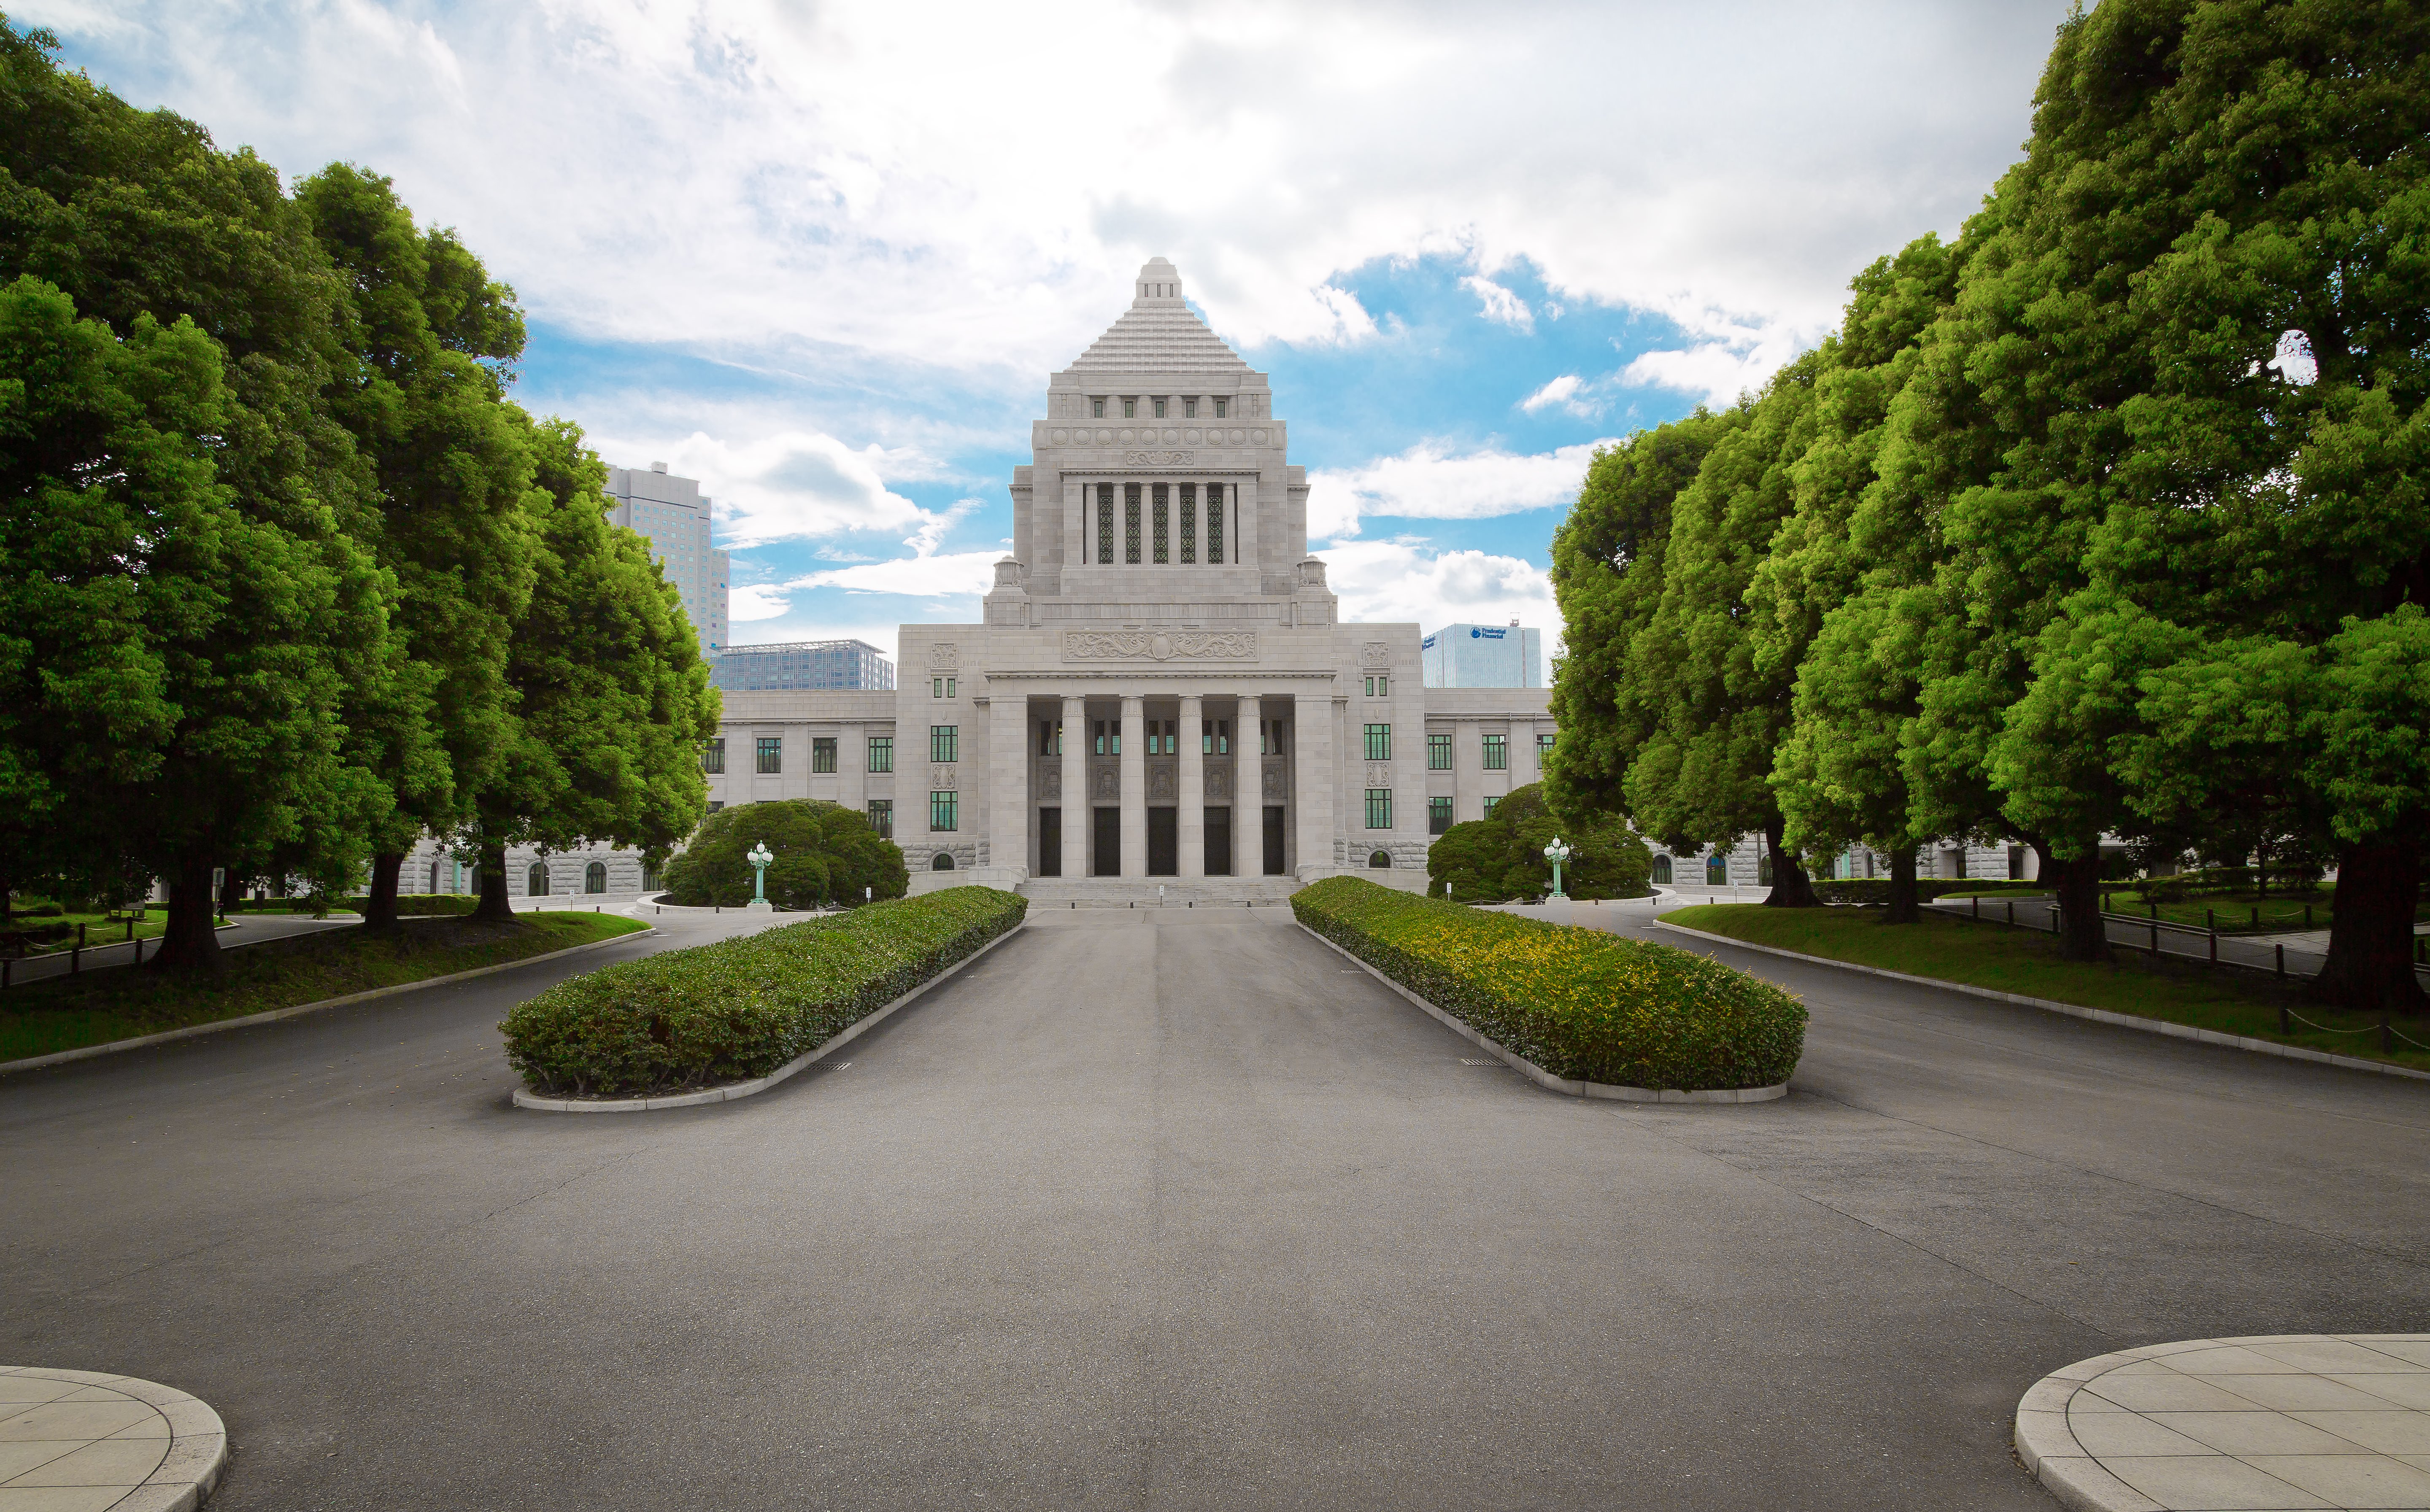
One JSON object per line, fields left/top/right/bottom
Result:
{"left": 1424, "top": 784, "right": 1651, "bottom": 902}
{"left": 0, "top": 21, "right": 402, "bottom": 968}
{"left": 467, "top": 416, "right": 720, "bottom": 921}
{"left": 1624, "top": 353, "right": 1830, "bottom": 906}
{"left": 297, "top": 164, "right": 536, "bottom": 931}
{"left": 1544, "top": 410, "right": 1739, "bottom": 822}
{"left": 662, "top": 800, "right": 907, "bottom": 910}
{"left": 1761, "top": 235, "right": 1963, "bottom": 924}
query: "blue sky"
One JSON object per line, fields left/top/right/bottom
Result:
{"left": 24, "top": 0, "right": 2075, "bottom": 678}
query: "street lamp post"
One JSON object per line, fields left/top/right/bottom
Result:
{"left": 745, "top": 843, "right": 775, "bottom": 913}
{"left": 1544, "top": 836, "right": 1573, "bottom": 900}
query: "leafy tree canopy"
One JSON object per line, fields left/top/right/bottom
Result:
{"left": 1426, "top": 784, "right": 1652, "bottom": 902}
{"left": 662, "top": 800, "right": 908, "bottom": 911}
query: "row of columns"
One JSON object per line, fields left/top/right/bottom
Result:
{"left": 1063, "top": 479, "right": 1256, "bottom": 571}
{"left": 988, "top": 691, "right": 1334, "bottom": 880}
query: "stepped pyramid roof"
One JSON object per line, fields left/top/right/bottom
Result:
{"left": 1064, "top": 257, "right": 1250, "bottom": 375}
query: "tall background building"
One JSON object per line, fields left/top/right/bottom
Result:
{"left": 604, "top": 463, "right": 728, "bottom": 656}
{"left": 710, "top": 639, "right": 896, "bottom": 692}
{"left": 1422, "top": 622, "right": 1542, "bottom": 688}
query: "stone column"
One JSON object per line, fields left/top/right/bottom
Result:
{"left": 988, "top": 693, "right": 1028, "bottom": 880}
{"left": 1293, "top": 689, "right": 1333, "bottom": 880}
{"left": 1454, "top": 719, "right": 1483, "bottom": 822}
{"left": 1235, "top": 693, "right": 1261, "bottom": 876}
{"left": 1120, "top": 693, "right": 1146, "bottom": 877}
{"left": 1060, "top": 693, "right": 1086, "bottom": 879}
{"left": 839, "top": 721, "right": 866, "bottom": 814}
{"left": 1063, "top": 478, "right": 1085, "bottom": 583}
{"left": 1177, "top": 693, "right": 1204, "bottom": 878}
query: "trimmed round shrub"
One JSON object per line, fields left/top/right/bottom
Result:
{"left": 502, "top": 885, "right": 1023, "bottom": 1097}
{"left": 662, "top": 799, "right": 907, "bottom": 909}
{"left": 1426, "top": 784, "right": 1652, "bottom": 901}
{"left": 1294, "top": 875, "right": 1803, "bottom": 1091}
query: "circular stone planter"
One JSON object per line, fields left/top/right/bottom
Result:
{"left": 2015, "top": 1334, "right": 2430, "bottom": 1511}
{"left": 0, "top": 1366, "right": 227, "bottom": 1511}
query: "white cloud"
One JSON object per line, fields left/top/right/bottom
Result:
{"left": 588, "top": 426, "right": 935, "bottom": 548}
{"left": 783, "top": 552, "right": 998, "bottom": 600}
{"left": 1519, "top": 374, "right": 1583, "bottom": 414}
{"left": 1306, "top": 439, "right": 1617, "bottom": 540}
{"left": 1316, "top": 541, "right": 1561, "bottom": 676}
{"left": 30, "top": 0, "right": 2073, "bottom": 380}
{"left": 1619, "top": 322, "right": 1812, "bottom": 408}
{"left": 727, "top": 583, "right": 792, "bottom": 620}
{"left": 1462, "top": 275, "right": 1533, "bottom": 332}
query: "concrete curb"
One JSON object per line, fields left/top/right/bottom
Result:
{"left": 1653, "top": 919, "right": 2430, "bottom": 1085}
{"left": 0, "top": 923, "right": 656, "bottom": 1076}
{"left": 1296, "top": 922, "right": 1789, "bottom": 1105}
{"left": 512, "top": 921, "right": 1027, "bottom": 1113}
{"left": 0, "top": 1365, "right": 227, "bottom": 1512}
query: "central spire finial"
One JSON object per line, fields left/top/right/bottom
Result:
{"left": 1135, "top": 256, "right": 1182, "bottom": 307}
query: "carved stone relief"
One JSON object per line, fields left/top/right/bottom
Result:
{"left": 1262, "top": 768, "right": 1285, "bottom": 800}
{"left": 1042, "top": 768, "right": 1061, "bottom": 800}
{"left": 1064, "top": 629, "right": 1256, "bottom": 661}
{"left": 1206, "top": 769, "right": 1229, "bottom": 799}
{"left": 929, "top": 765, "right": 956, "bottom": 789}
{"left": 1366, "top": 763, "right": 1392, "bottom": 787}
{"left": 929, "top": 642, "right": 959, "bottom": 668}
{"left": 1148, "top": 765, "right": 1177, "bottom": 800}
{"left": 1361, "top": 641, "right": 1392, "bottom": 667}
{"left": 1122, "top": 450, "right": 1194, "bottom": 466}
{"left": 1092, "top": 767, "right": 1119, "bottom": 800}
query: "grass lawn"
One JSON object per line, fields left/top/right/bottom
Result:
{"left": 1660, "top": 903, "right": 2430, "bottom": 1075}
{"left": 5, "top": 906, "right": 173, "bottom": 956}
{"left": 0, "top": 911, "right": 645, "bottom": 1065}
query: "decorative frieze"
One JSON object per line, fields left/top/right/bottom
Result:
{"left": 929, "top": 764, "right": 956, "bottom": 788}
{"left": 1064, "top": 629, "right": 1257, "bottom": 661}
{"left": 1122, "top": 450, "right": 1194, "bottom": 466}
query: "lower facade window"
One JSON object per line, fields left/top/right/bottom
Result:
{"left": 812, "top": 737, "right": 837, "bottom": 774}
{"left": 707, "top": 800, "right": 724, "bottom": 813}
{"left": 1538, "top": 732, "right": 1555, "bottom": 757}
{"left": 702, "top": 738, "right": 725, "bottom": 774}
{"left": 756, "top": 736, "right": 781, "bottom": 774}
{"left": 930, "top": 725, "right": 958, "bottom": 763}
{"left": 641, "top": 861, "right": 662, "bottom": 891}
{"left": 1652, "top": 855, "right": 1672, "bottom": 884}
{"left": 867, "top": 736, "right": 893, "bottom": 773}
{"left": 526, "top": 862, "right": 549, "bottom": 896}
{"left": 585, "top": 861, "right": 607, "bottom": 893}
{"left": 867, "top": 799, "right": 893, "bottom": 839}
{"left": 1481, "top": 734, "right": 1508, "bottom": 771}
{"left": 930, "top": 791, "right": 958, "bottom": 831}
{"left": 1364, "top": 789, "right": 1392, "bottom": 830}
{"left": 1707, "top": 855, "right": 1729, "bottom": 885}
{"left": 1428, "top": 796, "right": 1453, "bottom": 835}
{"left": 1368, "top": 849, "right": 1392, "bottom": 869}
{"left": 1363, "top": 723, "right": 1390, "bottom": 761}
{"left": 1482, "top": 796, "right": 1500, "bottom": 817}
{"left": 1428, "top": 733, "right": 1452, "bottom": 770}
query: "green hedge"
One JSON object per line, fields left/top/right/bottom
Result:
{"left": 502, "top": 885, "right": 1025, "bottom": 1097}
{"left": 1293, "top": 876, "right": 1804, "bottom": 1091}
{"left": 1806, "top": 879, "right": 2048, "bottom": 905}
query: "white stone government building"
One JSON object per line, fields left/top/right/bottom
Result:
{"left": 701, "top": 259, "right": 1556, "bottom": 900}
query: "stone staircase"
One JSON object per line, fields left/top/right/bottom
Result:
{"left": 1016, "top": 877, "right": 1303, "bottom": 908}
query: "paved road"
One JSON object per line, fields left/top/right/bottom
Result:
{"left": 4, "top": 906, "right": 2427, "bottom": 1509}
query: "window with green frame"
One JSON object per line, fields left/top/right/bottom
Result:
{"left": 1427, "top": 797, "right": 1453, "bottom": 834}
{"left": 867, "top": 736, "right": 893, "bottom": 773}
{"left": 1482, "top": 795, "right": 1500, "bottom": 817}
{"left": 1537, "top": 731, "right": 1555, "bottom": 757}
{"left": 929, "top": 791, "right": 958, "bottom": 831}
{"left": 811, "top": 737, "right": 837, "bottom": 773}
{"left": 1426, "top": 733, "right": 1451, "bottom": 770}
{"left": 1363, "top": 723, "right": 1390, "bottom": 761}
{"left": 702, "top": 738, "right": 725, "bottom": 774}
{"left": 929, "top": 725, "right": 958, "bottom": 763}
{"left": 1364, "top": 788, "right": 1393, "bottom": 830}
{"left": 756, "top": 736, "right": 781, "bottom": 774}
{"left": 1481, "top": 733, "right": 1508, "bottom": 771}
{"left": 866, "top": 799, "right": 892, "bottom": 839}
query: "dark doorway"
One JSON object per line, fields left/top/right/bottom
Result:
{"left": 1204, "top": 806, "right": 1231, "bottom": 876}
{"left": 1093, "top": 807, "right": 1121, "bottom": 876}
{"left": 1037, "top": 808, "right": 1060, "bottom": 876}
{"left": 1147, "top": 807, "right": 1177, "bottom": 876}
{"left": 1263, "top": 805, "right": 1287, "bottom": 875}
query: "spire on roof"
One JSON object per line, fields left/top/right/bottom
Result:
{"left": 1066, "top": 256, "right": 1249, "bottom": 375}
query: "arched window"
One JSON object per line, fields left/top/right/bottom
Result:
{"left": 1706, "top": 855, "right": 1729, "bottom": 886}
{"left": 641, "top": 861, "right": 662, "bottom": 891}
{"left": 932, "top": 852, "right": 956, "bottom": 871}
{"left": 1368, "top": 849, "right": 1392, "bottom": 869}
{"left": 1758, "top": 853, "right": 1774, "bottom": 886}
{"left": 585, "top": 861, "right": 607, "bottom": 894}
{"left": 526, "top": 862, "right": 549, "bottom": 896}
{"left": 1652, "top": 856, "right": 1672, "bottom": 885}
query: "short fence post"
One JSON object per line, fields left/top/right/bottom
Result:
{"left": 2276, "top": 943, "right": 2286, "bottom": 977}
{"left": 2209, "top": 928, "right": 2217, "bottom": 964}
{"left": 1972, "top": 895, "right": 1981, "bottom": 920}
{"left": 2251, "top": 905, "right": 2260, "bottom": 929}
{"left": 132, "top": 935, "right": 142, "bottom": 965}
{"left": 2206, "top": 907, "right": 2214, "bottom": 933}
{"left": 78, "top": 922, "right": 87, "bottom": 948}
{"left": 2052, "top": 903, "right": 2061, "bottom": 936}
{"left": 2007, "top": 899, "right": 2016, "bottom": 927}
{"left": 70, "top": 945, "right": 80, "bottom": 976}
{"left": 2150, "top": 917, "right": 2160, "bottom": 953}
{"left": 1, "top": 958, "right": 9, "bottom": 989}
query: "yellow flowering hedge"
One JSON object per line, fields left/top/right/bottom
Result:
{"left": 1293, "top": 876, "right": 1804, "bottom": 1090}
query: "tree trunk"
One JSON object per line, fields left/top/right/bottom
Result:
{"left": 2049, "top": 849, "right": 2109, "bottom": 962}
{"left": 1761, "top": 820, "right": 1820, "bottom": 908}
{"left": 152, "top": 850, "right": 225, "bottom": 972}
{"left": 472, "top": 842, "right": 516, "bottom": 924}
{"left": 1882, "top": 844, "right": 1921, "bottom": 924}
{"left": 2308, "top": 840, "right": 2428, "bottom": 1016}
{"left": 217, "top": 864, "right": 245, "bottom": 916}
{"left": 362, "top": 852, "right": 404, "bottom": 932}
